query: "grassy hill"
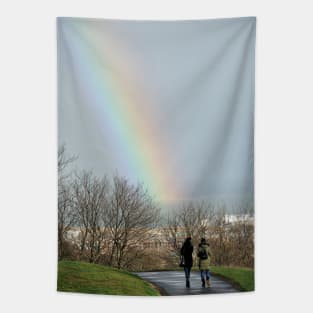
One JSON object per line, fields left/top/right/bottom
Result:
{"left": 57, "top": 261, "right": 160, "bottom": 296}
{"left": 210, "top": 266, "right": 254, "bottom": 291}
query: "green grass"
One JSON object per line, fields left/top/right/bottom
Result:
{"left": 210, "top": 266, "right": 254, "bottom": 291}
{"left": 57, "top": 261, "right": 160, "bottom": 296}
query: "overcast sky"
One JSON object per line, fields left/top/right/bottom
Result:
{"left": 58, "top": 17, "right": 255, "bottom": 209}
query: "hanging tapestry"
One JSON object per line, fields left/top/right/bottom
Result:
{"left": 57, "top": 16, "right": 256, "bottom": 296}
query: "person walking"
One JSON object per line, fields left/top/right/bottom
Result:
{"left": 197, "top": 238, "right": 212, "bottom": 288}
{"left": 180, "top": 237, "right": 193, "bottom": 288}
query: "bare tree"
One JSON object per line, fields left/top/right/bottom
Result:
{"left": 180, "top": 201, "right": 215, "bottom": 243}
{"left": 207, "top": 204, "right": 254, "bottom": 268}
{"left": 209, "top": 206, "right": 229, "bottom": 265}
{"left": 107, "top": 175, "right": 160, "bottom": 269}
{"left": 72, "top": 170, "right": 109, "bottom": 263}
{"left": 58, "top": 181, "right": 76, "bottom": 259}
{"left": 229, "top": 220, "right": 254, "bottom": 267}
{"left": 58, "top": 144, "right": 77, "bottom": 260}
{"left": 58, "top": 144, "right": 77, "bottom": 182}
{"left": 163, "top": 208, "right": 181, "bottom": 251}
{"left": 158, "top": 208, "right": 183, "bottom": 269}
{"left": 159, "top": 201, "right": 215, "bottom": 268}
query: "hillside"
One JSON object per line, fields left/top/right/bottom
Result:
{"left": 57, "top": 261, "right": 160, "bottom": 296}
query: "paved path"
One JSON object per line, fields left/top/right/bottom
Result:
{"left": 135, "top": 271, "right": 239, "bottom": 296}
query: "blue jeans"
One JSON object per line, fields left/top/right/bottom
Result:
{"left": 200, "top": 269, "right": 210, "bottom": 280}
{"left": 184, "top": 267, "right": 191, "bottom": 279}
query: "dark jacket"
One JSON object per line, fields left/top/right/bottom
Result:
{"left": 181, "top": 242, "right": 194, "bottom": 267}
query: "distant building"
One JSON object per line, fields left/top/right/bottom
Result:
{"left": 224, "top": 214, "right": 254, "bottom": 224}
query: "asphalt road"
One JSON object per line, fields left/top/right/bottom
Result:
{"left": 135, "top": 271, "right": 239, "bottom": 296}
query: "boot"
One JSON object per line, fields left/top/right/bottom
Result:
{"left": 201, "top": 278, "right": 205, "bottom": 288}
{"left": 206, "top": 278, "right": 211, "bottom": 287}
{"left": 186, "top": 279, "right": 190, "bottom": 288}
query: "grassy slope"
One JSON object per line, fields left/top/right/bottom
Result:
{"left": 210, "top": 266, "right": 254, "bottom": 291}
{"left": 57, "top": 261, "right": 160, "bottom": 296}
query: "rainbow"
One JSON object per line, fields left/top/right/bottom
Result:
{"left": 59, "top": 20, "right": 183, "bottom": 202}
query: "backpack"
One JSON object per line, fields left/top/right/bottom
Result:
{"left": 198, "top": 246, "right": 208, "bottom": 260}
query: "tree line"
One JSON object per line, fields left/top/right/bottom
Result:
{"left": 58, "top": 145, "right": 254, "bottom": 270}
{"left": 58, "top": 145, "right": 160, "bottom": 269}
{"left": 163, "top": 203, "right": 254, "bottom": 269}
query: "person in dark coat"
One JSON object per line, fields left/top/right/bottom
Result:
{"left": 181, "top": 237, "right": 193, "bottom": 288}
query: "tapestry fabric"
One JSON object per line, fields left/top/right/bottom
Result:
{"left": 57, "top": 17, "right": 256, "bottom": 296}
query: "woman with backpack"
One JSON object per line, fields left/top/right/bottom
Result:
{"left": 197, "top": 238, "right": 212, "bottom": 288}
{"left": 180, "top": 237, "right": 193, "bottom": 288}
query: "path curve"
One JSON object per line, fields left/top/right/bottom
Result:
{"left": 135, "top": 271, "right": 239, "bottom": 296}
